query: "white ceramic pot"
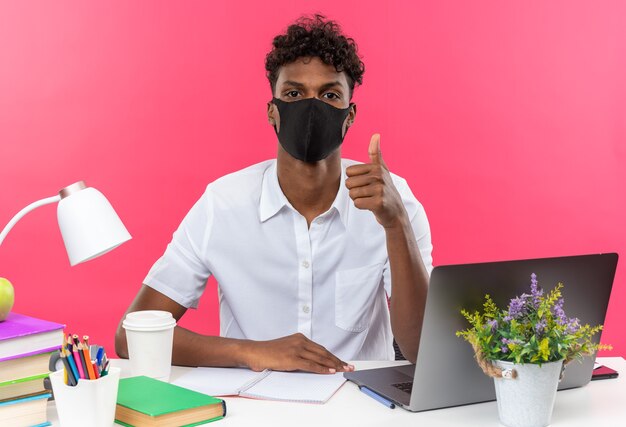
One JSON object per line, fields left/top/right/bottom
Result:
{"left": 493, "top": 359, "right": 564, "bottom": 427}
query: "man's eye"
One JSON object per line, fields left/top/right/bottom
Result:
{"left": 286, "top": 91, "right": 300, "bottom": 98}
{"left": 323, "top": 92, "right": 340, "bottom": 100}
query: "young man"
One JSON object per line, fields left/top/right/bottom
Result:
{"left": 115, "top": 15, "right": 433, "bottom": 373}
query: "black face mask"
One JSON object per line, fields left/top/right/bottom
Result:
{"left": 272, "top": 97, "right": 352, "bottom": 163}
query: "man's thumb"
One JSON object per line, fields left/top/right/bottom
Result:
{"left": 368, "top": 133, "right": 382, "bottom": 165}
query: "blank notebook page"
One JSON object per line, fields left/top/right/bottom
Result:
{"left": 241, "top": 371, "right": 346, "bottom": 403}
{"left": 172, "top": 367, "right": 263, "bottom": 396}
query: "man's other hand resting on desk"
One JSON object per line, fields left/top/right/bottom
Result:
{"left": 115, "top": 285, "right": 353, "bottom": 374}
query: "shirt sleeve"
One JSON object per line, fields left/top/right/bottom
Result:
{"left": 143, "top": 186, "right": 214, "bottom": 309}
{"left": 383, "top": 177, "right": 434, "bottom": 298}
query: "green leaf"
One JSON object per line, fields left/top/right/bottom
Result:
{"left": 539, "top": 337, "right": 550, "bottom": 361}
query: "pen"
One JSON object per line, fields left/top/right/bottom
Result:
{"left": 101, "top": 353, "right": 108, "bottom": 372}
{"left": 359, "top": 386, "right": 396, "bottom": 409}
{"left": 96, "top": 346, "right": 104, "bottom": 366}
{"left": 101, "top": 360, "right": 110, "bottom": 377}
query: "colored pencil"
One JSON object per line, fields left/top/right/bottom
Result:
{"left": 92, "top": 361, "right": 100, "bottom": 379}
{"left": 64, "top": 348, "right": 80, "bottom": 383}
{"left": 72, "top": 346, "right": 85, "bottom": 379}
{"left": 60, "top": 351, "right": 77, "bottom": 386}
{"left": 77, "top": 343, "right": 89, "bottom": 379}
{"left": 82, "top": 343, "right": 96, "bottom": 379}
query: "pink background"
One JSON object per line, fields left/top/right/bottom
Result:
{"left": 1, "top": 1, "right": 625, "bottom": 357}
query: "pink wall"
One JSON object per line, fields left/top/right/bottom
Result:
{"left": 1, "top": 1, "right": 625, "bottom": 357}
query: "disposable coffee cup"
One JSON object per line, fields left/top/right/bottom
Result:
{"left": 122, "top": 310, "right": 176, "bottom": 381}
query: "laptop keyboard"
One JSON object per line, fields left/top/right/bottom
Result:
{"left": 391, "top": 381, "right": 413, "bottom": 394}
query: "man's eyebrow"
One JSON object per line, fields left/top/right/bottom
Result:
{"left": 280, "top": 80, "right": 306, "bottom": 88}
{"left": 318, "top": 81, "right": 344, "bottom": 92}
{"left": 279, "top": 80, "right": 345, "bottom": 92}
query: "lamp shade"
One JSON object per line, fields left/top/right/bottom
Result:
{"left": 57, "top": 183, "right": 131, "bottom": 266}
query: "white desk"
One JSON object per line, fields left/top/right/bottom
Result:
{"left": 47, "top": 357, "right": 625, "bottom": 426}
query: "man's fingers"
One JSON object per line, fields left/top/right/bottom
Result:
{"left": 297, "top": 359, "right": 338, "bottom": 374}
{"left": 346, "top": 163, "right": 374, "bottom": 177}
{"left": 368, "top": 133, "right": 385, "bottom": 167}
{"left": 345, "top": 174, "right": 381, "bottom": 189}
{"left": 349, "top": 186, "right": 381, "bottom": 201}
{"left": 301, "top": 349, "right": 343, "bottom": 372}
{"left": 352, "top": 196, "right": 377, "bottom": 211}
{"left": 303, "top": 341, "right": 348, "bottom": 369}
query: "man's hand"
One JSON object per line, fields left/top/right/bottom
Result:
{"left": 346, "top": 134, "right": 407, "bottom": 228}
{"left": 243, "top": 333, "right": 354, "bottom": 374}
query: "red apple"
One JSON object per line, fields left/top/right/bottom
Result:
{"left": 0, "top": 277, "right": 15, "bottom": 321}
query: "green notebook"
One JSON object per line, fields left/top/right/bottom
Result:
{"left": 115, "top": 376, "right": 226, "bottom": 427}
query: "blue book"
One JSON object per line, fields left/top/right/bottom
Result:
{"left": 0, "top": 391, "right": 51, "bottom": 427}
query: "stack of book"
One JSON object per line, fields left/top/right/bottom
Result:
{"left": 0, "top": 312, "right": 65, "bottom": 427}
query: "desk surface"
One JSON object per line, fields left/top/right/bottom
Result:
{"left": 46, "top": 357, "right": 625, "bottom": 426}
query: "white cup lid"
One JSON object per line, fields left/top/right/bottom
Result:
{"left": 122, "top": 310, "right": 176, "bottom": 331}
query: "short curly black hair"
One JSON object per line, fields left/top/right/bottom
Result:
{"left": 265, "top": 14, "right": 365, "bottom": 98}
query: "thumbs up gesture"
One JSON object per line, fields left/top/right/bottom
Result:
{"left": 345, "top": 134, "right": 407, "bottom": 229}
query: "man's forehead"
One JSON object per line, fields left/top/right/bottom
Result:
{"left": 276, "top": 57, "right": 350, "bottom": 88}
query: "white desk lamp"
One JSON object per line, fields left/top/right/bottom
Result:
{"left": 0, "top": 181, "right": 131, "bottom": 265}
{"left": 0, "top": 180, "right": 131, "bottom": 319}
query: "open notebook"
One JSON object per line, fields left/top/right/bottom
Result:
{"left": 171, "top": 367, "right": 346, "bottom": 404}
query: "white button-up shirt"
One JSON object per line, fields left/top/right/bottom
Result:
{"left": 144, "top": 159, "right": 433, "bottom": 360}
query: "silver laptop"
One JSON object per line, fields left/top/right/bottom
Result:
{"left": 344, "top": 253, "right": 619, "bottom": 411}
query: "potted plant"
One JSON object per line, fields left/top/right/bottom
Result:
{"left": 456, "top": 273, "right": 610, "bottom": 427}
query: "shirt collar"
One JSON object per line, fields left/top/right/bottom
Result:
{"left": 330, "top": 164, "right": 350, "bottom": 227}
{"left": 259, "top": 160, "right": 350, "bottom": 227}
{"left": 259, "top": 161, "right": 289, "bottom": 222}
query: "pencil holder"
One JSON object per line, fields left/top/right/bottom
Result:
{"left": 49, "top": 366, "right": 120, "bottom": 427}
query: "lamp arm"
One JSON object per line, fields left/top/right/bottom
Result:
{"left": 0, "top": 195, "right": 61, "bottom": 246}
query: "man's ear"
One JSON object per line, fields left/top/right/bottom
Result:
{"left": 346, "top": 103, "right": 357, "bottom": 128}
{"left": 267, "top": 101, "right": 277, "bottom": 126}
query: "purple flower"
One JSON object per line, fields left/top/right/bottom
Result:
{"left": 535, "top": 318, "right": 547, "bottom": 335}
{"left": 501, "top": 346, "right": 509, "bottom": 353}
{"left": 531, "top": 273, "right": 537, "bottom": 286}
{"left": 530, "top": 273, "right": 543, "bottom": 308}
{"left": 566, "top": 318, "right": 580, "bottom": 334}
{"left": 487, "top": 319, "right": 498, "bottom": 333}
{"left": 506, "top": 296, "right": 526, "bottom": 320}
{"left": 552, "top": 298, "right": 567, "bottom": 325}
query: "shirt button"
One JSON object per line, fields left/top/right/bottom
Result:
{"left": 302, "top": 260, "right": 310, "bottom": 269}
{"left": 302, "top": 305, "right": 310, "bottom": 314}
